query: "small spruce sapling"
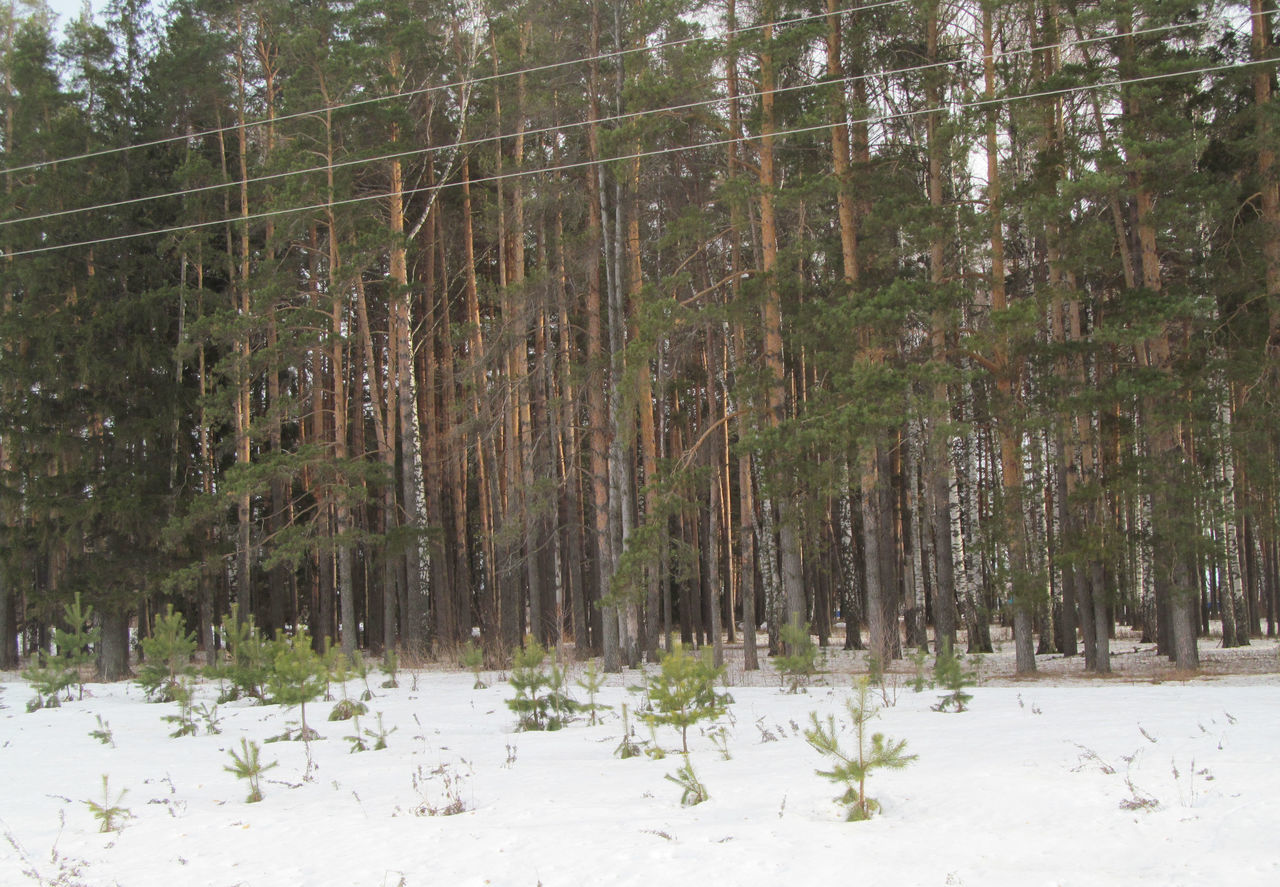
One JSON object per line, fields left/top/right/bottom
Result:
{"left": 804, "top": 677, "right": 917, "bottom": 821}
{"left": 224, "top": 738, "right": 278, "bottom": 803}
{"left": 89, "top": 715, "right": 115, "bottom": 747}
{"left": 216, "top": 606, "right": 275, "bottom": 702}
{"left": 909, "top": 647, "right": 931, "bottom": 693}
{"left": 506, "top": 639, "right": 579, "bottom": 731}
{"left": 773, "top": 621, "right": 821, "bottom": 693}
{"left": 460, "top": 640, "right": 487, "bottom": 689}
{"left": 327, "top": 652, "right": 369, "bottom": 721}
{"left": 932, "top": 640, "right": 976, "bottom": 713}
{"left": 137, "top": 606, "right": 198, "bottom": 702}
{"left": 576, "top": 663, "right": 611, "bottom": 725}
{"left": 55, "top": 594, "right": 99, "bottom": 702}
{"left": 268, "top": 628, "right": 327, "bottom": 741}
{"left": 665, "top": 755, "right": 709, "bottom": 807}
{"left": 346, "top": 711, "right": 396, "bottom": 753}
{"left": 380, "top": 649, "right": 400, "bottom": 689}
{"left": 24, "top": 593, "right": 99, "bottom": 706}
{"left": 84, "top": 775, "right": 131, "bottom": 833}
{"left": 640, "top": 645, "right": 732, "bottom": 753}
{"left": 196, "top": 702, "right": 222, "bottom": 734}
{"left": 351, "top": 654, "right": 376, "bottom": 701}
{"left": 614, "top": 703, "right": 643, "bottom": 759}
{"left": 161, "top": 680, "right": 199, "bottom": 737}
{"left": 22, "top": 654, "right": 75, "bottom": 710}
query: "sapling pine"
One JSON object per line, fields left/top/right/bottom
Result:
{"left": 224, "top": 738, "right": 277, "bottom": 803}
{"left": 54, "top": 594, "right": 99, "bottom": 702}
{"left": 576, "top": 663, "right": 611, "bottom": 726}
{"left": 195, "top": 702, "right": 222, "bottom": 734}
{"left": 346, "top": 711, "right": 396, "bottom": 753}
{"left": 330, "top": 697, "right": 369, "bottom": 721}
{"left": 804, "top": 678, "right": 917, "bottom": 821}
{"left": 137, "top": 606, "right": 197, "bottom": 702}
{"left": 83, "top": 775, "right": 131, "bottom": 833}
{"left": 351, "top": 653, "right": 376, "bottom": 701}
{"left": 932, "top": 640, "right": 976, "bottom": 713}
{"left": 639, "top": 645, "right": 732, "bottom": 753}
{"left": 381, "top": 649, "right": 400, "bottom": 689}
{"left": 216, "top": 606, "right": 275, "bottom": 702}
{"left": 22, "top": 654, "right": 75, "bottom": 710}
{"left": 506, "top": 639, "right": 579, "bottom": 731}
{"left": 707, "top": 725, "right": 732, "bottom": 761}
{"left": 909, "top": 647, "right": 931, "bottom": 693}
{"left": 614, "top": 703, "right": 643, "bottom": 759}
{"left": 460, "top": 640, "right": 487, "bottom": 689}
{"left": 665, "top": 755, "right": 709, "bottom": 807}
{"left": 327, "top": 651, "right": 368, "bottom": 721}
{"left": 268, "top": 628, "right": 327, "bottom": 742}
{"left": 24, "top": 594, "right": 98, "bottom": 706}
{"left": 773, "top": 621, "right": 821, "bottom": 693}
{"left": 162, "top": 679, "right": 198, "bottom": 737}
{"left": 89, "top": 715, "right": 115, "bottom": 747}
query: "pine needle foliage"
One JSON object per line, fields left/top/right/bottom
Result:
{"left": 460, "top": 640, "right": 487, "bottom": 689}
{"left": 268, "top": 628, "right": 327, "bottom": 740}
{"left": 773, "top": 621, "right": 821, "bottom": 692}
{"left": 506, "top": 639, "right": 578, "bottom": 731}
{"left": 137, "top": 606, "right": 197, "bottom": 702}
{"left": 639, "top": 645, "right": 732, "bottom": 753}
{"left": 224, "top": 738, "right": 277, "bottom": 803}
{"left": 55, "top": 594, "right": 98, "bottom": 701}
{"left": 215, "top": 607, "right": 276, "bottom": 703}
{"left": 576, "top": 663, "right": 611, "bottom": 725}
{"left": 83, "top": 775, "right": 131, "bottom": 832}
{"left": 805, "top": 678, "right": 916, "bottom": 821}
{"left": 932, "top": 640, "right": 976, "bottom": 712}
{"left": 614, "top": 703, "right": 643, "bottom": 759}
{"left": 89, "top": 715, "right": 115, "bottom": 747}
{"left": 22, "top": 654, "right": 75, "bottom": 709}
{"left": 665, "top": 754, "right": 710, "bottom": 807}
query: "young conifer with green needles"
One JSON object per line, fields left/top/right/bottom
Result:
{"left": 665, "top": 755, "right": 709, "bottom": 807}
{"left": 506, "top": 639, "right": 579, "bottom": 731}
{"left": 805, "top": 678, "right": 916, "bottom": 821}
{"left": 460, "top": 640, "right": 487, "bottom": 689}
{"left": 224, "top": 738, "right": 277, "bottom": 803}
{"left": 268, "top": 628, "right": 327, "bottom": 741}
{"left": 773, "top": 621, "right": 821, "bottom": 693}
{"left": 83, "top": 775, "right": 131, "bottom": 832}
{"left": 215, "top": 606, "right": 276, "bottom": 703}
{"left": 640, "top": 645, "right": 732, "bottom": 754}
{"left": 932, "top": 640, "right": 977, "bottom": 712}
{"left": 138, "top": 605, "right": 197, "bottom": 702}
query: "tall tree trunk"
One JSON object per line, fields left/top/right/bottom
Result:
{"left": 925, "top": 0, "right": 962, "bottom": 665}
{"left": 1253, "top": 0, "right": 1280, "bottom": 353}
{"left": 758, "top": 2, "right": 805, "bottom": 648}
{"left": 96, "top": 608, "right": 131, "bottom": 681}
{"left": 587, "top": 1, "right": 620, "bottom": 671}
{"left": 321, "top": 97, "right": 357, "bottom": 658}
{"left": 233, "top": 7, "right": 254, "bottom": 626}
{"left": 724, "top": 0, "right": 758, "bottom": 670}
{"left": 1119, "top": 12, "right": 1198, "bottom": 670}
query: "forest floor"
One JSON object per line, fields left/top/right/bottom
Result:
{"left": 2, "top": 631, "right": 1277, "bottom": 887}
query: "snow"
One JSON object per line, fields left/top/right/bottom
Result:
{"left": 2, "top": 638, "right": 1279, "bottom": 887}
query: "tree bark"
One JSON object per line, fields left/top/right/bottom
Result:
{"left": 95, "top": 607, "right": 131, "bottom": 681}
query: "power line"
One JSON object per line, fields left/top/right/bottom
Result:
{"left": 0, "top": 15, "right": 1212, "bottom": 232}
{"left": 0, "top": 0, "right": 913, "bottom": 178}
{"left": 6, "top": 54, "right": 1270, "bottom": 261}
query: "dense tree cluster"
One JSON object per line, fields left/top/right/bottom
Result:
{"left": 1, "top": 0, "right": 1277, "bottom": 676}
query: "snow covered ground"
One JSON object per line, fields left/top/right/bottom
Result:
{"left": 2, "top": 636, "right": 1278, "bottom": 887}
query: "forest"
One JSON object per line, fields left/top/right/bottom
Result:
{"left": 1, "top": 0, "right": 1278, "bottom": 679}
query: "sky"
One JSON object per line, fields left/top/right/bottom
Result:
{"left": 46, "top": 0, "right": 97, "bottom": 24}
